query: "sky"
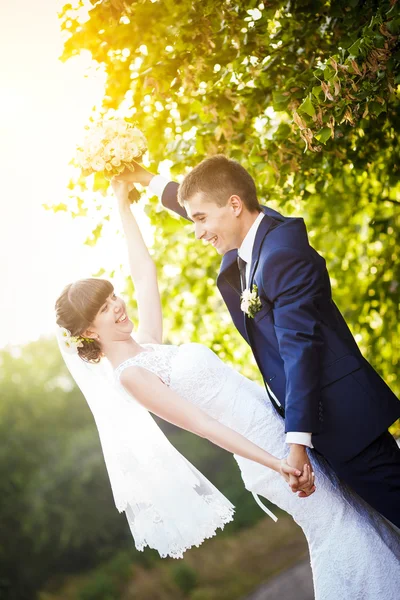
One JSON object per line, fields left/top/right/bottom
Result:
{"left": 0, "top": 1, "right": 153, "bottom": 349}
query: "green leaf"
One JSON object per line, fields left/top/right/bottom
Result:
{"left": 52, "top": 203, "right": 68, "bottom": 212}
{"left": 322, "top": 65, "right": 335, "bottom": 81}
{"left": 386, "top": 16, "right": 400, "bottom": 35}
{"left": 347, "top": 38, "right": 363, "bottom": 58}
{"left": 313, "top": 68, "right": 325, "bottom": 80}
{"left": 85, "top": 223, "right": 103, "bottom": 246}
{"left": 315, "top": 127, "right": 332, "bottom": 144}
{"left": 249, "top": 142, "right": 260, "bottom": 156}
{"left": 248, "top": 143, "right": 263, "bottom": 163}
{"left": 298, "top": 94, "right": 315, "bottom": 117}
{"left": 272, "top": 91, "right": 290, "bottom": 110}
{"left": 274, "top": 122, "right": 292, "bottom": 140}
{"left": 93, "top": 171, "right": 109, "bottom": 193}
{"left": 312, "top": 85, "right": 323, "bottom": 99}
{"left": 369, "top": 101, "right": 386, "bottom": 117}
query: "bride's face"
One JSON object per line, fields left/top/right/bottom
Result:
{"left": 87, "top": 292, "right": 133, "bottom": 342}
{"left": 184, "top": 192, "right": 243, "bottom": 255}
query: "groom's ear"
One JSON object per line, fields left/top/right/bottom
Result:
{"left": 229, "top": 194, "right": 244, "bottom": 216}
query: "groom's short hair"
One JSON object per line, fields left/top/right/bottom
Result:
{"left": 178, "top": 155, "right": 260, "bottom": 211}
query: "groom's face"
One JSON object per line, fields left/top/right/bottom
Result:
{"left": 184, "top": 192, "right": 242, "bottom": 255}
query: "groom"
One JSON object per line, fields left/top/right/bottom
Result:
{"left": 118, "top": 155, "right": 400, "bottom": 526}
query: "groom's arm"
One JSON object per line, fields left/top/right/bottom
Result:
{"left": 149, "top": 176, "right": 192, "bottom": 222}
{"left": 115, "top": 162, "right": 192, "bottom": 222}
{"left": 261, "top": 246, "right": 324, "bottom": 437}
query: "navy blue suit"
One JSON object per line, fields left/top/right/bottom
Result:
{"left": 161, "top": 181, "right": 400, "bottom": 527}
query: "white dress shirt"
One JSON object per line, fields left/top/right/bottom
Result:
{"left": 237, "top": 211, "right": 265, "bottom": 283}
{"left": 149, "top": 174, "right": 170, "bottom": 199}
{"left": 149, "top": 176, "right": 312, "bottom": 448}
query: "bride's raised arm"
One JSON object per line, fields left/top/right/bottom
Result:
{"left": 111, "top": 178, "right": 162, "bottom": 344}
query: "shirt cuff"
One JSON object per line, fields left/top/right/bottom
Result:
{"left": 148, "top": 174, "right": 170, "bottom": 199}
{"left": 286, "top": 432, "right": 313, "bottom": 448}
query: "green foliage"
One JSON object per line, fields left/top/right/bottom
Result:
{"left": 0, "top": 339, "right": 130, "bottom": 599}
{"left": 78, "top": 550, "right": 134, "bottom": 600}
{"left": 52, "top": 0, "right": 400, "bottom": 410}
{"left": 0, "top": 339, "right": 268, "bottom": 600}
{"left": 45, "top": 514, "right": 306, "bottom": 600}
{"left": 102, "top": 551, "right": 133, "bottom": 582}
{"left": 78, "top": 573, "right": 118, "bottom": 600}
{"left": 171, "top": 563, "right": 198, "bottom": 595}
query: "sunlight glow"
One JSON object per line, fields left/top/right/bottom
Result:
{"left": 0, "top": 0, "right": 110, "bottom": 348}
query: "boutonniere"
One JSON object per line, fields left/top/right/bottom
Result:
{"left": 240, "top": 284, "right": 262, "bottom": 318}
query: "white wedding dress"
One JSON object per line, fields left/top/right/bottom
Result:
{"left": 115, "top": 342, "right": 400, "bottom": 599}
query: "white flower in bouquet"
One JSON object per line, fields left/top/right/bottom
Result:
{"left": 91, "top": 157, "right": 106, "bottom": 171}
{"left": 111, "top": 156, "right": 121, "bottom": 167}
{"left": 75, "top": 117, "right": 147, "bottom": 180}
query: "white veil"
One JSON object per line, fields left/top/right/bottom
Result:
{"left": 57, "top": 335, "right": 235, "bottom": 559}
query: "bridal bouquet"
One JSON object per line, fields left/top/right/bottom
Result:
{"left": 75, "top": 118, "right": 147, "bottom": 202}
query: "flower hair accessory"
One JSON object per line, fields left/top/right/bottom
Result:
{"left": 56, "top": 327, "right": 93, "bottom": 355}
{"left": 240, "top": 284, "right": 262, "bottom": 318}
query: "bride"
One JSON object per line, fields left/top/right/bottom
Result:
{"left": 55, "top": 179, "right": 400, "bottom": 599}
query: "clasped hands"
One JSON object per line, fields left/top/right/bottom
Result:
{"left": 280, "top": 444, "right": 316, "bottom": 498}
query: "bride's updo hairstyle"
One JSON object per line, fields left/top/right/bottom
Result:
{"left": 55, "top": 278, "right": 114, "bottom": 363}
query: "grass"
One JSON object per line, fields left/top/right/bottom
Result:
{"left": 40, "top": 514, "right": 309, "bottom": 600}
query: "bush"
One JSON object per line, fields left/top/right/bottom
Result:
{"left": 171, "top": 563, "right": 198, "bottom": 595}
{"left": 77, "top": 550, "right": 136, "bottom": 600}
{"left": 78, "top": 573, "right": 118, "bottom": 600}
{"left": 103, "top": 551, "right": 132, "bottom": 581}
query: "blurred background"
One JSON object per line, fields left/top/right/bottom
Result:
{"left": 0, "top": 1, "right": 399, "bottom": 599}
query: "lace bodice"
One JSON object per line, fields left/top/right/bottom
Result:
{"left": 115, "top": 342, "right": 270, "bottom": 425}
{"left": 114, "top": 344, "right": 179, "bottom": 387}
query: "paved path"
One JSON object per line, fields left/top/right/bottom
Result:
{"left": 244, "top": 559, "right": 314, "bottom": 600}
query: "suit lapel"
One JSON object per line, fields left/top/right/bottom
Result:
{"left": 217, "top": 249, "right": 240, "bottom": 294}
{"left": 216, "top": 249, "right": 248, "bottom": 340}
{"left": 241, "top": 213, "right": 276, "bottom": 339}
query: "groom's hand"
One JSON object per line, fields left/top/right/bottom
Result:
{"left": 287, "top": 444, "right": 316, "bottom": 497}
{"left": 114, "top": 161, "right": 155, "bottom": 187}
